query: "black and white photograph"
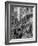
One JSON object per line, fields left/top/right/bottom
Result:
{"left": 5, "top": 1, "right": 37, "bottom": 44}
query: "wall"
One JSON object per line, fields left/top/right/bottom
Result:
{"left": 0, "top": 0, "right": 38, "bottom": 46}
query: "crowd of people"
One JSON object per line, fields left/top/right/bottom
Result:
{"left": 10, "top": 6, "right": 33, "bottom": 39}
